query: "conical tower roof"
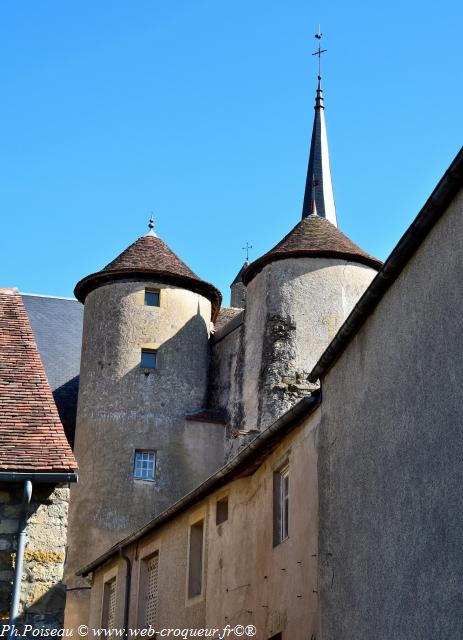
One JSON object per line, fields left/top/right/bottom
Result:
{"left": 231, "top": 261, "right": 249, "bottom": 286}
{"left": 243, "top": 215, "right": 382, "bottom": 285}
{"left": 75, "top": 231, "right": 222, "bottom": 319}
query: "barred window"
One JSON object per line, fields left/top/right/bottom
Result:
{"left": 134, "top": 450, "right": 156, "bottom": 481}
{"left": 144, "top": 553, "right": 159, "bottom": 627}
{"left": 102, "top": 578, "right": 117, "bottom": 628}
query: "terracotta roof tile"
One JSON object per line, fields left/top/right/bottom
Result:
{"left": 0, "top": 289, "right": 78, "bottom": 472}
{"left": 243, "top": 215, "right": 382, "bottom": 284}
{"left": 75, "top": 235, "right": 222, "bottom": 320}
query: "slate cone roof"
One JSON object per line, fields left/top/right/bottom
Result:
{"left": 0, "top": 289, "right": 78, "bottom": 472}
{"left": 243, "top": 215, "right": 382, "bottom": 284}
{"left": 75, "top": 234, "right": 222, "bottom": 319}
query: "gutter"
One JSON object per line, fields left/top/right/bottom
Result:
{"left": 78, "top": 390, "right": 321, "bottom": 577}
{"left": 0, "top": 472, "right": 78, "bottom": 483}
{"left": 309, "top": 145, "right": 463, "bottom": 383}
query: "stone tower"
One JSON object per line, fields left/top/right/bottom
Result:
{"left": 64, "top": 223, "right": 223, "bottom": 627}
{"left": 239, "top": 70, "right": 382, "bottom": 431}
{"left": 230, "top": 261, "right": 248, "bottom": 308}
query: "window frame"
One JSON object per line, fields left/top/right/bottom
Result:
{"left": 144, "top": 288, "right": 160, "bottom": 307}
{"left": 273, "top": 463, "right": 289, "bottom": 547}
{"left": 133, "top": 450, "right": 156, "bottom": 481}
{"left": 140, "top": 348, "right": 158, "bottom": 370}
{"left": 216, "top": 496, "right": 229, "bottom": 525}
{"left": 187, "top": 518, "right": 205, "bottom": 601}
{"left": 138, "top": 550, "right": 160, "bottom": 628}
{"left": 100, "top": 567, "right": 118, "bottom": 629}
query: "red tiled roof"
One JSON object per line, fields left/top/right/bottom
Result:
{"left": 74, "top": 235, "right": 222, "bottom": 320}
{"left": 0, "top": 289, "right": 78, "bottom": 472}
{"left": 243, "top": 215, "right": 382, "bottom": 284}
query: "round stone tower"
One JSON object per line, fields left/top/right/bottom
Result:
{"left": 65, "top": 223, "right": 222, "bottom": 627}
{"left": 241, "top": 214, "right": 382, "bottom": 432}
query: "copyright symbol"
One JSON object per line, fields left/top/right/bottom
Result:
{"left": 78, "top": 626, "right": 88, "bottom": 636}
{"left": 234, "top": 626, "right": 245, "bottom": 637}
{"left": 245, "top": 626, "right": 256, "bottom": 637}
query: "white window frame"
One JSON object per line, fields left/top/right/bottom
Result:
{"left": 134, "top": 450, "right": 156, "bottom": 481}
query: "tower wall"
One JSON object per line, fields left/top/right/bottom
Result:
{"left": 65, "top": 279, "right": 224, "bottom": 627}
{"left": 242, "top": 257, "right": 377, "bottom": 431}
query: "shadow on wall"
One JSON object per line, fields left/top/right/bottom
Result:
{"left": 53, "top": 376, "right": 80, "bottom": 448}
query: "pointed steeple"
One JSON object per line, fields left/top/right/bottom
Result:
{"left": 301, "top": 30, "right": 337, "bottom": 226}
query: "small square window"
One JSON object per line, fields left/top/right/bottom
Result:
{"left": 216, "top": 497, "right": 229, "bottom": 525}
{"left": 134, "top": 450, "right": 156, "bottom": 480}
{"left": 145, "top": 289, "right": 160, "bottom": 307}
{"left": 141, "top": 349, "right": 157, "bottom": 369}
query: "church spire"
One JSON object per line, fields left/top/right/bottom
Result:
{"left": 301, "top": 29, "right": 337, "bottom": 226}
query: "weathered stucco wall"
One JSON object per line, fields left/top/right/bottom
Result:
{"left": 65, "top": 280, "right": 224, "bottom": 628}
{"left": 0, "top": 483, "right": 69, "bottom": 629}
{"left": 88, "top": 409, "right": 321, "bottom": 639}
{"left": 318, "top": 187, "right": 463, "bottom": 639}
{"left": 242, "top": 258, "right": 376, "bottom": 432}
{"left": 209, "top": 320, "right": 246, "bottom": 443}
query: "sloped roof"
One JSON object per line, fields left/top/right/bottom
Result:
{"left": 231, "top": 261, "right": 248, "bottom": 286}
{"left": 74, "top": 234, "right": 222, "bottom": 320}
{"left": 0, "top": 289, "right": 78, "bottom": 472}
{"left": 243, "top": 215, "right": 382, "bottom": 284}
{"left": 22, "top": 294, "right": 83, "bottom": 447}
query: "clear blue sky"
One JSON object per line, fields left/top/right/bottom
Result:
{"left": 1, "top": 0, "right": 462, "bottom": 302}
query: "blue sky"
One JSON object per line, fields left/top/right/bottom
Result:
{"left": 1, "top": 0, "right": 462, "bottom": 302}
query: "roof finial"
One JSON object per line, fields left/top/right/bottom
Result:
{"left": 242, "top": 242, "right": 253, "bottom": 264}
{"left": 146, "top": 214, "right": 158, "bottom": 237}
{"left": 312, "top": 26, "right": 327, "bottom": 82}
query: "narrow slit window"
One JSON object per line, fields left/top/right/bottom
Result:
{"left": 216, "top": 497, "right": 229, "bottom": 525}
{"left": 188, "top": 519, "right": 204, "bottom": 598}
{"left": 134, "top": 450, "right": 156, "bottom": 480}
{"left": 101, "top": 577, "right": 117, "bottom": 628}
{"left": 144, "top": 289, "right": 160, "bottom": 307}
{"left": 273, "top": 464, "right": 289, "bottom": 546}
{"left": 141, "top": 349, "right": 157, "bottom": 369}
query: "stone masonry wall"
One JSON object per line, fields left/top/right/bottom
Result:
{"left": 0, "top": 483, "right": 69, "bottom": 629}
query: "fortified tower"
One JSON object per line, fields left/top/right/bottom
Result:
{"left": 65, "top": 220, "right": 223, "bottom": 627}
{"left": 240, "top": 38, "right": 382, "bottom": 431}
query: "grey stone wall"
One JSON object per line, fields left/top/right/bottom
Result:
{"left": 0, "top": 483, "right": 69, "bottom": 629}
{"left": 317, "top": 187, "right": 463, "bottom": 639}
{"left": 230, "top": 281, "right": 246, "bottom": 309}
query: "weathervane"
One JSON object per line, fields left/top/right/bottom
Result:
{"left": 312, "top": 25, "right": 327, "bottom": 80}
{"left": 242, "top": 242, "right": 253, "bottom": 263}
{"left": 148, "top": 214, "right": 155, "bottom": 232}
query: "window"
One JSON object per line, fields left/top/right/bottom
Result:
{"left": 144, "top": 289, "right": 160, "bottom": 307}
{"left": 141, "top": 348, "right": 157, "bottom": 369}
{"left": 139, "top": 552, "right": 159, "bottom": 627}
{"left": 216, "top": 497, "right": 229, "bottom": 525}
{"left": 101, "top": 577, "right": 117, "bottom": 628}
{"left": 187, "top": 519, "right": 204, "bottom": 598}
{"left": 273, "top": 464, "right": 289, "bottom": 546}
{"left": 269, "top": 634, "right": 282, "bottom": 640}
{"left": 134, "top": 450, "right": 156, "bottom": 480}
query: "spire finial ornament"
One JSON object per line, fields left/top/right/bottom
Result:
{"left": 242, "top": 242, "right": 253, "bottom": 264}
{"left": 312, "top": 26, "right": 327, "bottom": 81}
{"left": 301, "top": 29, "right": 337, "bottom": 226}
{"left": 146, "top": 214, "right": 158, "bottom": 237}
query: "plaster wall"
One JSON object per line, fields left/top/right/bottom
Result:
{"left": 65, "top": 280, "right": 224, "bottom": 628}
{"left": 88, "top": 409, "right": 321, "bottom": 640}
{"left": 317, "top": 187, "right": 463, "bottom": 639}
{"left": 242, "top": 258, "right": 376, "bottom": 431}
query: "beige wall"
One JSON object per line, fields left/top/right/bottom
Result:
{"left": 88, "top": 409, "right": 321, "bottom": 640}
{"left": 242, "top": 257, "right": 376, "bottom": 432}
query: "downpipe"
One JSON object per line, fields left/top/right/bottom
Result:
{"left": 8, "top": 480, "right": 33, "bottom": 634}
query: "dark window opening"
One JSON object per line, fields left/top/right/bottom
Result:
{"left": 216, "top": 497, "right": 229, "bottom": 525}
{"left": 145, "top": 289, "right": 160, "bottom": 307}
{"left": 188, "top": 519, "right": 204, "bottom": 598}
{"left": 141, "top": 349, "right": 157, "bottom": 369}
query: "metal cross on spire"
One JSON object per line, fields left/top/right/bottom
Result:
{"left": 312, "top": 26, "right": 327, "bottom": 80}
{"left": 242, "top": 242, "right": 253, "bottom": 263}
